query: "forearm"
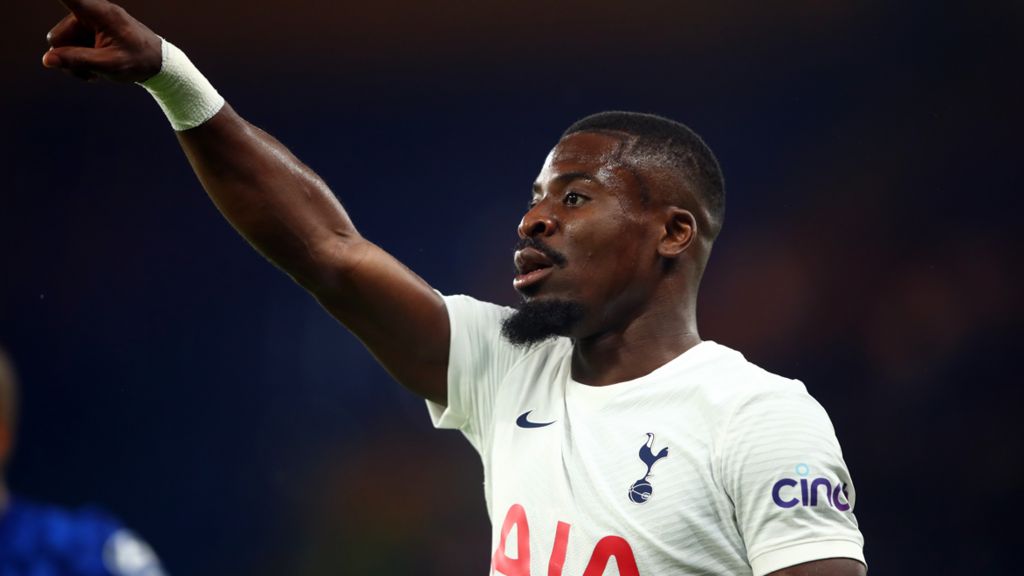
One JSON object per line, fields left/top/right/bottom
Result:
{"left": 178, "top": 106, "right": 450, "bottom": 398}
{"left": 176, "top": 105, "right": 360, "bottom": 288}
{"left": 44, "top": 2, "right": 452, "bottom": 401}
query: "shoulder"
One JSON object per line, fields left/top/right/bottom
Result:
{"left": 1, "top": 497, "right": 120, "bottom": 559}
{"left": 442, "top": 293, "right": 514, "bottom": 322}
{"left": 1, "top": 497, "right": 164, "bottom": 576}
{"left": 442, "top": 293, "right": 570, "bottom": 365}
{"left": 442, "top": 293, "right": 513, "bottom": 350}
{"left": 688, "top": 343, "right": 837, "bottom": 442}
{"left": 4, "top": 497, "right": 121, "bottom": 540}
{"left": 690, "top": 342, "right": 813, "bottom": 409}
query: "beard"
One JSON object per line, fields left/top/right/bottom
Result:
{"left": 501, "top": 298, "right": 585, "bottom": 346}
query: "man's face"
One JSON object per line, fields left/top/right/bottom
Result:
{"left": 504, "top": 131, "right": 663, "bottom": 343}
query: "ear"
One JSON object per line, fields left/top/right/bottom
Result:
{"left": 657, "top": 207, "right": 696, "bottom": 258}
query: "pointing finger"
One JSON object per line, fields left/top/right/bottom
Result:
{"left": 47, "top": 13, "right": 92, "bottom": 48}
{"left": 55, "top": 0, "right": 125, "bottom": 28}
{"left": 56, "top": 0, "right": 107, "bottom": 17}
{"left": 47, "top": 13, "right": 76, "bottom": 44}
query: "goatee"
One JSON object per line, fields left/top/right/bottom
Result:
{"left": 501, "top": 298, "right": 585, "bottom": 346}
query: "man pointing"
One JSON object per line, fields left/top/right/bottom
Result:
{"left": 43, "top": 1, "right": 866, "bottom": 574}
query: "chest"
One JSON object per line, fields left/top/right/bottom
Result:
{"left": 490, "top": 393, "right": 718, "bottom": 514}
{"left": 483, "top": 377, "right": 740, "bottom": 575}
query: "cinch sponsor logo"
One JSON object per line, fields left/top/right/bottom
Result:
{"left": 771, "top": 463, "right": 851, "bottom": 511}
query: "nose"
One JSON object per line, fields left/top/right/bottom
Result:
{"left": 517, "top": 204, "right": 557, "bottom": 239}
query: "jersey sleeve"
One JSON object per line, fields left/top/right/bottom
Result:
{"left": 425, "top": 294, "right": 530, "bottom": 452}
{"left": 718, "top": 381, "right": 865, "bottom": 576}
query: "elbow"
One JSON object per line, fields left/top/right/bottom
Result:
{"left": 291, "top": 234, "right": 371, "bottom": 294}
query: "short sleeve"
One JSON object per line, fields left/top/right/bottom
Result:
{"left": 425, "top": 294, "right": 532, "bottom": 451}
{"left": 719, "top": 382, "right": 866, "bottom": 576}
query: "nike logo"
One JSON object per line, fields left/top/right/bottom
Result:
{"left": 516, "top": 410, "right": 556, "bottom": 429}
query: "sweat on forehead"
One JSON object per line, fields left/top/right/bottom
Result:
{"left": 560, "top": 111, "right": 726, "bottom": 239}
{"left": 547, "top": 131, "right": 681, "bottom": 207}
{"left": 538, "top": 133, "right": 647, "bottom": 206}
{"left": 548, "top": 131, "right": 634, "bottom": 166}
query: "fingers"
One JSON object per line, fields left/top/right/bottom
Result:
{"left": 42, "top": 0, "right": 161, "bottom": 83}
{"left": 56, "top": 0, "right": 129, "bottom": 30}
{"left": 42, "top": 45, "right": 116, "bottom": 76}
{"left": 47, "top": 13, "right": 94, "bottom": 49}
{"left": 47, "top": 13, "right": 77, "bottom": 45}
{"left": 57, "top": 0, "right": 108, "bottom": 19}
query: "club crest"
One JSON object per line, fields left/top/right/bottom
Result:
{"left": 628, "top": 433, "right": 669, "bottom": 504}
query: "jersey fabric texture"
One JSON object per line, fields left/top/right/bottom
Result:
{"left": 0, "top": 497, "right": 165, "bottom": 576}
{"left": 426, "top": 295, "right": 865, "bottom": 576}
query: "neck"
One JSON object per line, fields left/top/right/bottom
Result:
{"left": 570, "top": 299, "right": 701, "bottom": 386}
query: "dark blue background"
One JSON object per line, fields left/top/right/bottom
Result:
{"left": 3, "top": 0, "right": 1021, "bottom": 573}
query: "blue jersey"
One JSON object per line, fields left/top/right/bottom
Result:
{"left": 0, "top": 497, "right": 165, "bottom": 576}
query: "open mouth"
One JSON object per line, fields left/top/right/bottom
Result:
{"left": 513, "top": 247, "right": 555, "bottom": 292}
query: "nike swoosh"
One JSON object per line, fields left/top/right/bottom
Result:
{"left": 516, "top": 410, "right": 556, "bottom": 429}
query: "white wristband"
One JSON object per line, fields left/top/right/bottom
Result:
{"left": 140, "top": 39, "right": 225, "bottom": 131}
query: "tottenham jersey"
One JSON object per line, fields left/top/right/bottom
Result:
{"left": 427, "top": 295, "right": 865, "bottom": 576}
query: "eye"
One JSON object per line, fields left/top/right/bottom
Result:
{"left": 564, "top": 191, "right": 587, "bottom": 206}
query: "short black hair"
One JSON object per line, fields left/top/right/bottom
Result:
{"left": 562, "top": 111, "right": 726, "bottom": 239}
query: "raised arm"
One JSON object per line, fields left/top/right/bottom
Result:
{"left": 42, "top": 0, "right": 450, "bottom": 404}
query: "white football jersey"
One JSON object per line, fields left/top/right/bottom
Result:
{"left": 427, "top": 295, "right": 865, "bottom": 576}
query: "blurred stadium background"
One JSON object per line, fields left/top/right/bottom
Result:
{"left": 1, "top": 0, "right": 1021, "bottom": 573}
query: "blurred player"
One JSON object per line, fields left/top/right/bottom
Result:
{"left": 0, "top": 348, "right": 166, "bottom": 575}
{"left": 41, "top": 0, "right": 866, "bottom": 573}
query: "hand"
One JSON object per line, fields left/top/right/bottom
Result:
{"left": 42, "top": 0, "right": 162, "bottom": 83}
